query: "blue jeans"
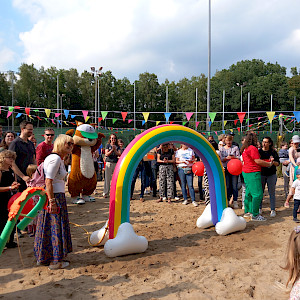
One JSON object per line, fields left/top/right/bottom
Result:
{"left": 178, "top": 168, "right": 195, "bottom": 202}
{"left": 294, "top": 199, "right": 300, "bottom": 219}
{"left": 260, "top": 173, "right": 277, "bottom": 211}
{"left": 131, "top": 162, "right": 146, "bottom": 198}
{"left": 225, "top": 168, "right": 238, "bottom": 202}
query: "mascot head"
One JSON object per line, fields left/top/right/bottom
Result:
{"left": 73, "top": 122, "right": 98, "bottom": 146}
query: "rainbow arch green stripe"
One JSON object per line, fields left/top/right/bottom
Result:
{"left": 108, "top": 124, "right": 227, "bottom": 238}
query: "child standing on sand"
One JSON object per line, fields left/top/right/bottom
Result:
{"left": 285, "top": 169, "right": 300, "bottom": 223}
{"left": 283, "top": 226, "right": 300, "bottom": 299}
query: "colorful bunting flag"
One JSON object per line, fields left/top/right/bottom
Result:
{"left": 55, "top": 113, "right": 61, "bottom": 118}
{"left": 82, "top": 110, "right": 89, "bottom": 121}
{"left": 156, "top": 121, "right": 160, "bottom": 126}
{"left": 142, "top": 112, "right": 150, "bottom": 123}
{"left": 98, "top": 117, "right": 103, "bottom": 122}
{"left": 121, "top": 112, "right": 128, "bottom": 122}
{"left": 185, "top": 112, "right": 194, "bottom": 121}
{"left": 64, "top": 110, "right": 69, "bottom": 119}
{"left": 293, "top": 111, "right": 300, "bottom": 123}
{"left": 112, "top": 118, "right": 117, "bottom": 124}
{"left": 182, "top": 121, "right": 188, "bottom": 126}
{"left": 128, "top": 119, "right": 133, "bottom": 124}
{"left": 237, "top": 112, "right": 246, "bottom": 123}
{"left": 25, "top": 107, "right": 30, "bottom": 115}
{"left": 195, "top": 121, "right": 200, "bottom": 128}
{"left": 266, "top": 111, "right": 275, "bottom": 123}
{"left": 208, "top": 112, "right": 217, "bottom": 123}
{"left": 101, "top": 111, "right": 108, "bottom": 120}
{"left": 45, "top": 109, "right": 51, "bottom": 118}
{"left": 16, "top": 113, "right": 22, "bottom": 118}
{"left": 164, "top": 113, "right": 171, "bottom": 122}
{"left": 223, "top": 120, "right": 227, "bottom": 127}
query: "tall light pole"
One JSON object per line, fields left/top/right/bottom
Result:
{"left": 206, "top": 0, "right": 211, "bottom": 132}
{"left": 90, "top": 67, "right": 103, "bottom": 127}
{"left": 236, "top": 82, "right": 245, "bottom": 112}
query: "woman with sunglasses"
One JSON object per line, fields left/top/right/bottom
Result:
{"left": 103, "top": 134, "right": 121, "bottom": 198}
{"left": 34, "top": 134, "right": 74, "bottom": 270}
{"left": 36, "top": 128, "right": 55, "bottom": 165}
{"left": 0, "top": 131, "right": 16, "bottom": 152}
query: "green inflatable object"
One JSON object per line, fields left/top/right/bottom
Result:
{"left": 0, "top": 188, "right": 47, "bottom": 256}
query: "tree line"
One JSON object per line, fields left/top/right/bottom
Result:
{"left": 0, "top": 59, "right": 300, "bottom": 131}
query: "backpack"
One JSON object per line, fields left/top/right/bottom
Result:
{"left": 27, "top": 153, "right": 60, "bottom": 188}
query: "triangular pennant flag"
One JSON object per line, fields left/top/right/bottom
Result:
{"left": 293, "top": 111, "right": 300, "bottom": 123}
{"left": 112, "top": 118, "right": 117, "bottom": 124}
{"left": 0, "top": 107, "right": 1, "bottom": 114}
{"left": 185, "top": 112, "right": 194, "bottom": 121}
{"left": 45, "top": 118, "right": 49, "bottom": 123}
{"left": 25, "top": 107, "right": 30, "bottom": 115}
{"left": 183, "top": 121, "right": 188, "bottom": 126}
{"left": 9, "top": 106, "right": 14, "bottom": 112}
{"left": 82, "top": 110, "right": 89, "bottom": 121}
{"left": 266, "top": 111, "right": 276, "bottom": 123}
{"left": 51, "top": 119, "right": 56, "bottom": 124}
{"left": 258, "top": 116, "right": 262, "bottom": 121}
{"left": 64, "top": 121, "right": 68, "bottom": 125}
{"left": 14, "top": 106, "right": 20, "bottom": 109}
{"left": 237, "top": 127, "right": 240, "bottom": 133}
{"left": 223, "top": 120, "right": 227, "bottom": 127}
{"left": 234, "top": 120, "right": 238, "bottom": 126}
{"left": 6, "top": 111, "right": 13, "bottom": 118}
{"left": 85, "top": 116, "right": 90, "bottom": 122}
{"left": 33, "top": 109, "right": 39, "bottom": 112}
{"left": 55, "top": 113, "right": 61, "bottom": 118}
{"left": 170, "top": 121, "right": 174, "bottom": 124}
{"left": 195, "top": 121, "right": 200, "bottom": 128}
{"left": 208, "top": 121, "right": 212, "bottom": 127}
{"left": 16, "top": 113, "right": 22, "bottom": 118}
{"left": 142, "top": 120, "right": 146, "bottom": 126}
{"left": 64, "top": 109, "right": 69, "bottom": 119}
{"left": 164, "top": 112, "right": 171, "bottom": 122}
{"left": 37, "top": 116, "right": 42, "bottom": 121}
{"left": 156, "top": 121, "right": 160, "bottom": 126}
{"left": 209, "top": 112, "right": 217, "bottom": 123}
{"left": 214, "top": 131, "right": 218, "bottom": 135}
{"left": 121, "top": 112, "right": 128, "bottom": 122}
{"left": 128, "top": 119, "right": 133, "bottom": 124}
{"left": 57, "top": 120, "right": 61, "bottom": 125}
{"left": 28, "top": 115, "right": 34, "bottom": 120}
{"left": 237, "top": 112, "right": 246, "bottom": 123}
{"left": 101, "top": 111, "right": 108, "bottom": 120}
{"left": 230, "top": 129, "right": 233, "bottom": 133}
{"left": 142, "top": 112, "right": 150, "bottom": 123}
{"left": 71, "top": 115, "right": 76, "bottom": 119}
{"left": 45, "top": 109, "right": 51, "bottom": 118}
{"left": 98, "top": 117, "right": 103, "bottom": 122}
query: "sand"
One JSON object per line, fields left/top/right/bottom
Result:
{"left": 0, "top": 177, "right": 295, "bottom": 299}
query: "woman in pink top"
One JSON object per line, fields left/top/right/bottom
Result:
{"left": 241, "top": 133, "right": 274, "bottom": 221}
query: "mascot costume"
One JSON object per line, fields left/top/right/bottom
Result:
{"left": 66, "top": 123, "right": 105, "bottom": 204}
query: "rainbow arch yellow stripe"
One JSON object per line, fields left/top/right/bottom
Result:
{"left": 108, "top": 125, "right": 227, "bottom": 238}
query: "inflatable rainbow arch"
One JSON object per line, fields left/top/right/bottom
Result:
{"left": 108, "top": 124, "right": 227, "bottom": 239}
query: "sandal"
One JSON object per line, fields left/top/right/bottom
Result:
{"left": 48, "top": 261, "right": 69, "bottom": 270}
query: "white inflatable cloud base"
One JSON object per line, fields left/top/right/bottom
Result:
{"left": 215, "top": 207, "right": 246, "bottom": 235}
{"left": 196, "top": 205, "right": 246, "bottom": 235}
{"left": 90, "top": 221, "right": 109, "bottom": 246}
{"left": 104, "top": 222, "right": 148, "bottom": 257}
{"left": 196, "top": 204, "right": 214, "bottom": 228}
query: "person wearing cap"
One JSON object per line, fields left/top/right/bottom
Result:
{"left": 103, "top": 134, "right": 121, "bottom": 198}
{"left": 285, "top": 135, "right": 300, "bottom": 208}
{"left": 259, "top": 136, "right": 280, "bottom": 217}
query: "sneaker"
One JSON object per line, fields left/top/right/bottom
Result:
{"left": 144, "top": 189, "right": 150, "bottom": 194}
{"left": 233, "top": 202, "right": 239, "bottom": 209}
{"left": 82, "top": 195, "right": 95, "bottom": 202}
{"left": 243, "top": 212, "right": 252, "bottom": 218}
{"left": 251, "top": 214, "right": 267, "bottom": 221}
{"left": 192, "top": 201, "right": 198, "bottom": 207}
{"left": 270, "top": 210, "right": 276, "bottom": 217}
{"left": 259, "top": 208, "right": 262, "bottom": 214}
{"left": 182, "top": 200, "right": 188, "bottom": 205}
{"left": 72, "top": 197, "right": 85, "bottom": 205}
{"left": 174, "top": 197, "right": 180, "bottom": 201}
{"left": 293, "top": 218, "right": 300, "bottom": 223}
{"left": 162, "top": 197, "right": 167, "bottom": 201}
{"left": 242, "top": 205, "right": 245, "bottom": 210}
{"left": 102, "top": 193, "right": 108, "bottom": 198}
{"left": 48, "top": 261, "right": 69, "bottom": 270}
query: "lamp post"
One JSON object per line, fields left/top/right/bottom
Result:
{"left": 206, "top": 0, "right": 211, "bottom": 132}
{"left": 236, "top": 82, "right": 245, "bottom": 112}
{"left": 90, "top": 67, "right": 103, "bottom": 127}
{"left": 60, "top": 94, "right": 65, "bottom": 131}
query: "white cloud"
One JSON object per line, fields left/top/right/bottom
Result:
{"left": 10, "top": 0, "right": 300, "bottom": 81}
{"left": 0, "top": 47, "right": 16, "bottom": 70}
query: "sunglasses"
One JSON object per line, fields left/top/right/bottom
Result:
{"left": 45, "top": 134, "right": 55, "bottom": 136}
{"left": 67, "top": 142, "right": 74, "bottom": 147}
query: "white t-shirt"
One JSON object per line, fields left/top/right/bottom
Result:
{"left": 175, "top": 148, "right": 195, "bottom": 168}
{"left": 44, "top": 153, "right": 67, "bottom": 193}
{"left": 290, "top": 277, "right": 300, "bottom": 300}
{"left": 292, "top": 179, "right": 300, "bottom": 200}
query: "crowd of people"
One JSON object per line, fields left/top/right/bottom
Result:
{"left": 2, "top": 121, "right": 300, "bottom": 272}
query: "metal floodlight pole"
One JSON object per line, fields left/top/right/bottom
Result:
{"left": 222, "top": 90, "right": 225, "bottom": 131}
{"left": 57, "top": 75, "right": 59, "bottom": 129}
{"left": 134, "top": 81, "right": 136, "bottom": 132}
{"left": 195, "top": 88, "right": 198, "bottom": 130}
{"left": 248, "top": 92, "right": 250, "bottom": 131}
{"left": 270, "top": 94, "right": 273, "bottom": 132}
{"left": 206, "top": 0, "right": 211, "bottom": 132}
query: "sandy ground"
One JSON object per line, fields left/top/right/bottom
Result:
{"left": 0, "top": 177, "right": 296, "bottom": 299}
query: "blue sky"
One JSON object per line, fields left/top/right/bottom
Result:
{"left": 1, "top": 0, "right": 300, "bottom": 82}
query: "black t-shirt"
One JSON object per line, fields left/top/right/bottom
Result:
{"left": 0, "top": 169, "right": 15, "bottom": 217}
{"left": 8, "top": 137, "right": 36, "bottom": 175}
{"left": 105, "top": 143, "right": 120, "bottom": 163}
{"left": 157, "top": 149, "right": 174, "bottom": 165}
{"left": 259, "top": 148, "right": 280, "bottom": 176}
